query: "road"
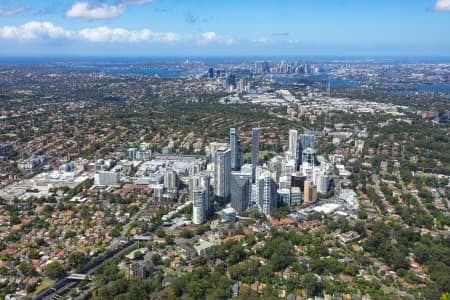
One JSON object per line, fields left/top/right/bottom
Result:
{"left": 109, "top": 205, "right": 144, "bottom": 249}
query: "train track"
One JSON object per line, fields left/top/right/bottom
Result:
{"left": 33, "top": 239, "right": 138, "bottom": 300}
{"left": 43, "top": 281, "right": 78, "bottom": 300}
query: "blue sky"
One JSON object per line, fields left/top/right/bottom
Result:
{"left": 0, "top": 0, "right": 448, "bottom": 57}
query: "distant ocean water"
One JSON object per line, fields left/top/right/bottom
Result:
{"left": 2, "top": 56, "right": 450, "bottom": 64}
{"left": 416, "top": 84, "right": 450, "bottom": 92}
{"left": 389, "top": 84, "right": 450, "bottom": 95}
{"left": 1, "top": 56, "right": 450, "bottom": 88}
{"left": 0, "top": 56, "right": 200, "bottom": 78}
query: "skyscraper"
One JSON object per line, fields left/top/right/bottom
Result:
{"left": 303, "top": 180, "right": 317, "bottom": 204}
{"left": 227, "top": 74, "right": 236, "bottom": 89}
{"left": 231, "top": 172, "right": 252, "bottom": 212}
{"left": 301, "top": 148, "right": 317, "bottom": 181}
{"left": 282, "top": 159, "right": 297, "bottom": 177}
{"left": 304, "top": 180, "right": 312, "bottom": 204}
{"left": 290, "top": 187, "right": 302, "bottom": 206}
{"left": 163, "top": 168, "right": 178, "bottom": 190}
{"left": 230, "top": 128, "right": 240, "bottom": 171}
{"left": 298, "top": 133, "right": 315, "bottom": 166}
{"left": 214, "top": 147, "right": 231, "bottom": 202}
{"left": 153, "top": 184, "right": 164, "bottom": 202}
{"left": 251, "top": 127, "right": 260, "bottom": 182}
{"left": 191, "top": 172, "right": 210, "bottom": 225}
{"left": 258, "top": 170, "right": 277, "bottom": 215}
{"left": 208, "top": 67, "right": 214, "bottom": 79}
{"left": 316, "top": 173, "right": 329, "bottom": 194}
{"left": 209, "top": 142, "right": 229, "bottom": 163}
{"left": 288, "top": 129, "right": 298, "bottom": 159}
{"left": 278, "top": 188, "right": 291, "bottom": 206}
{"left": 127, "top": 148, "right": 137, "bottom": 161}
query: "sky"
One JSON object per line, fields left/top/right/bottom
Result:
{"left": 0, "top": 0, "right": 449, "bottom": 57}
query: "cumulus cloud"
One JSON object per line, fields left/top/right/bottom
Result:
{"left": 0, "top": 21, "right": 72, "bottom": 40}
{"left": 434, "top": 0, "right": 450, "bottom": 10}
{"left": 0, "top": 21, "right": 235, "bottom": 46}
{"left": 79, "top": 26, "right": 180, "bottom": 43}
{"left": 198, "top": 31, "right": 234, "bottom": 45}
{"left": 0, "top": 5, "right": 27, "bottom": 17}
{"left": 200, "top": 31, "right": 217, "bottom": 41}
{"left": 66, "top": 0, "right": 154, "bottom": 20}
{"left": 66, "top": 2, "right": 126, "bottom": 20}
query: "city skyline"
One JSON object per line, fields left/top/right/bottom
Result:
{"left": 0, "top": 0, "right": 449, "bottom": 57}
{"left": 0, "top": 41, "right": 449, "bottom": 299}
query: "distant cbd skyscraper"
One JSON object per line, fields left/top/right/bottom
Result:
{"left": 251, "top": 128, "right": 260, "bottom": 182}
{"left": 230, "top": 128, "right": 240, "bottom": 171}
{"left": 288, "top": 129, "right": 298, "bottom": 159}
{"left": 208, "top": 67, "right": 214, "bottom": 79}
{"left": 214, "top": 147, "right": 231, "bottom": 202}
{"left": 227, "top": 74, "right": 236, "bottom": 89}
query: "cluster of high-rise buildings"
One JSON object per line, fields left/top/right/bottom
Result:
{"left": 190, "top": 127, "right": 332, "bottom": 224}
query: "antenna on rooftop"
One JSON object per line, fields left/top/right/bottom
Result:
{"left": 325, "top": 79, "right": 332, "bottom": 131}
{"left": 327, "top": 79, "right": 331, "bottom": 99}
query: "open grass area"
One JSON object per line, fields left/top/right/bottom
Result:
{"left": 33, "top": 278, "right": 55, "bottom": 295}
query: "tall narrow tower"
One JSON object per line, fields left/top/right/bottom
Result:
{"left": 191, "top": 172, "right": 210, "bottom": 225}
{"left": 214, "top": 147, "right": 231, "bottom": 202}
{"left": 230, "top": 128, "right": 240, "bottom": 171}
{"left": 251, "top": 127, "right": 260, "bottom": 182}
{"left": 288, "top": 129, "right": 298, "bottom": 159}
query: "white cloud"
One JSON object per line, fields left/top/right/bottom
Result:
{"left": 66, "top": 2, "right": 126, "bottom": 20}
{"left": 0, "top": 21, "right": 72, "bottom": 40}
{"left": 200, "top": 31, "right": 217, "bottom": 41}
{"left": 0, "top": 21, "right": 236, "bottom": 47}
{"left": 434, "top": 0, "right": 450, "bottom": 10}
{"left": 198, "top": 31, "right": 234, "bottom": 45}
{"left": 79, "top": 26, "right": 180, "bottom": 43}
{"left": 0, "top": 5, "right": 27, "bottom": 17}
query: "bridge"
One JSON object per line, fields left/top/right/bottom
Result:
{"left": 134, "top": 235, "right": 152, "bottom": 241}
{"left": 66, "top": 273, "right": 91, "bottom": 280}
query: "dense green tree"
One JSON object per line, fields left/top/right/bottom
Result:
{"left": 18, "top": 262, "right": 37, "bottom": 277}
{"left": 45, "top": 262, "right": 66, "bottom": 279}
{"left": 68, "top": 251, "right": 88, "bottom": 269}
